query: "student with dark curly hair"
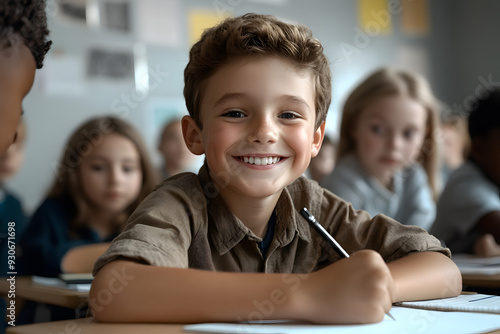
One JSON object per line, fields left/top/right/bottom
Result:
{"left": 0, "top": 0, "right": 51, "bottom": 154}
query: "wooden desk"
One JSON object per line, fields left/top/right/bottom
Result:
{"left": 463, "top": 273, "right": 500, "bottom": 289}
{"left": 6, "top": 318, "right": 185, "bottom": 334}
{"left": 0, "top": 276, "right": 88, "bottom": 308}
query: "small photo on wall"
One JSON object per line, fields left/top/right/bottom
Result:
{"left": 87, "top": 48, "right": 134, "bottom": 80}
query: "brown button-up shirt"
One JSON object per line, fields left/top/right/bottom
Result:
{"left": 93, "top": 164, "right": 449, "bottom": 275}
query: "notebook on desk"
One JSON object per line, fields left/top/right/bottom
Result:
{"left": 59, "top": 273, "right": 94, "bottom": 284}
{"left": 32, "top": 274, "right": 93, "bottom": 292}
{"left": 397, "top": 294, "right": 500, "bottom": 314}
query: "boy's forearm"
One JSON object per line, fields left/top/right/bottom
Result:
{"left": 387, "top": 251, "right": 462, "bottom": 302}
{"left": 90, "top": 260, "right": 303, "bottom": 323}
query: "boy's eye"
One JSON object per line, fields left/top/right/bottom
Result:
{"left": 222, "top": 110, "right": 245, "bottom": 118}
{"left": 279, "top": 112, "right": 299, "bottom": 120}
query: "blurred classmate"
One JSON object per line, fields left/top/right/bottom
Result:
{"left": 306, "top": 134, "right": 336, "bottom": 183}
{"left": 0, "top": 120, "right": 28, "bottom": 275}
{"left": 0, "top": 120, "right": 27, "bottom": 330}
{"left": 431, "top": 88, "right": 500, "bottom": 256}
{"left": 0, "top": 0, "right": 51, "bottom": 154}
{"left": 157, "top": 118, "right": 196, "bottom": 178}
{"left": 439, "top": 113, "right": 470, "bottom": 185}
{"left": 322, "top": 68, "right": 440, "bottom": 231}
{"left": 20, "top": 116, "right": 158, "bottom": 277}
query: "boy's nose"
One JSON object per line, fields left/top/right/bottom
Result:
{"left": 248, "top": 117, "right": 278, "bottom": 144}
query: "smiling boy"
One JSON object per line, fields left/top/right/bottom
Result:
{"left": 0, "top": 0, "right": 51, "bottom": 154}
{"left": 184, "top": 55, "right": 321, "bottom": 237}
{"left": 91, "top": 14, "right": 461, "bottom": 324}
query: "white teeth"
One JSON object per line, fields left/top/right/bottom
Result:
{"left": 240, "top": 156, "right": 281, "bottom": 166}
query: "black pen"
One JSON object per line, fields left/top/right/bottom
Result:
{"left": 300, "top": 207, "right": 349, "bottom": 258}
{"left": 299, "top": 207, "right": 396, "bottom": 321}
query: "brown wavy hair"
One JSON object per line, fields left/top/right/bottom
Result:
{"left": 48, "top": 116, "right": 159, "bottom": 236}
{"left": 184, "top": 13, "right": 331, "bottom": 130}
{"left": 0, "top": 0, "right": 52, "bottom": 68}
{"left": 337, "top": 67, "right": 440, "bottom": 199}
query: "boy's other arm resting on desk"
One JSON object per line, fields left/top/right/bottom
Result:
{"left": 387, "top": 251, "right": 462, "bottom": 302}
{"left": 91, "top": 250, "right": 396, "bottom": 324}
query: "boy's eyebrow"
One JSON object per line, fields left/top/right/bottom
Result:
{"left": 213, "top": 93, "right": 246, "bottom": 108}
{"left": 213, "top": 93, "right": 311, "bottom": 110}
{"left": 279, "top": 95, "right": 312, "bottom": 111}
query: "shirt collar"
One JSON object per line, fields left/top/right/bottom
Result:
{"left": 197, "top": 163, "right": 311, "bottom": 256}
{"left": 275, "top": 185, "right": 312, "bottom": 245}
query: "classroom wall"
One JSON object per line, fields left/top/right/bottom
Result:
{"left": 7, "top": 0, "right": 500, "bottom": 213}
{"left": 450, "top": 0, "right": 500, "bottom": 109}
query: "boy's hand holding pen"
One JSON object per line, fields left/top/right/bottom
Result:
{"left": 299, "top": 208, "right": 396, "bottom": 322}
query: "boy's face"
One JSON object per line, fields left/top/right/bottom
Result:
{"left": 185, "top": 56, "right": 324, "bottom": 201}
{"left": 0, "top": 44, "right": 36, "bottom": 154}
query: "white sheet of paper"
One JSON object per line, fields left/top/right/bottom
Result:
{"left": 184, "top": 306, "right": 500, "bottom": 334}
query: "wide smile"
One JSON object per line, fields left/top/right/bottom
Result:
{"left": 236, "top": 156, "right": 283, "bottom": 166}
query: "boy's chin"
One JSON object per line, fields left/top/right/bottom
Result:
{"left": 231, "top": 181, "right": 285, "bottom": 199}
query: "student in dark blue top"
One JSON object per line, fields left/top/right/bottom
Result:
{"left": 0, "top": 120, "right": 28, "bottom": 332}
{"left": 19, "top": 197, "right": 119, "bottom": 277}
{"left": 0, "top": 119, "right": 28, "bottom": 276}
{"left": 17, "top": 116, "right": 159, "bottom": 324}
{"left": 20, "top": 116, "right": 159, "bottom": 277}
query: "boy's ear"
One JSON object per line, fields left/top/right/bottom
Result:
{"left": 182, "top": 116, "right": 205, "bottom": 155}
{"left": 311, "top": 122, "right": 326, "bottom": 158}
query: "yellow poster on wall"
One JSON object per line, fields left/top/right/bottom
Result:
{"left": 357, "top": 0, "right": 392, "bottom": 35}
{"left": 401, "top": 0, "right": 430, "bottom": 35}
{"left": 188, "top": 10, "right": 227, "bottom": 46}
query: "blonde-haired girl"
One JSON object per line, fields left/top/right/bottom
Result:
{"left": 20, "top": 116, "right": 158, "bottom": 276}
{"left": 322, "top": 68, "right": 440, "bottom": 230}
